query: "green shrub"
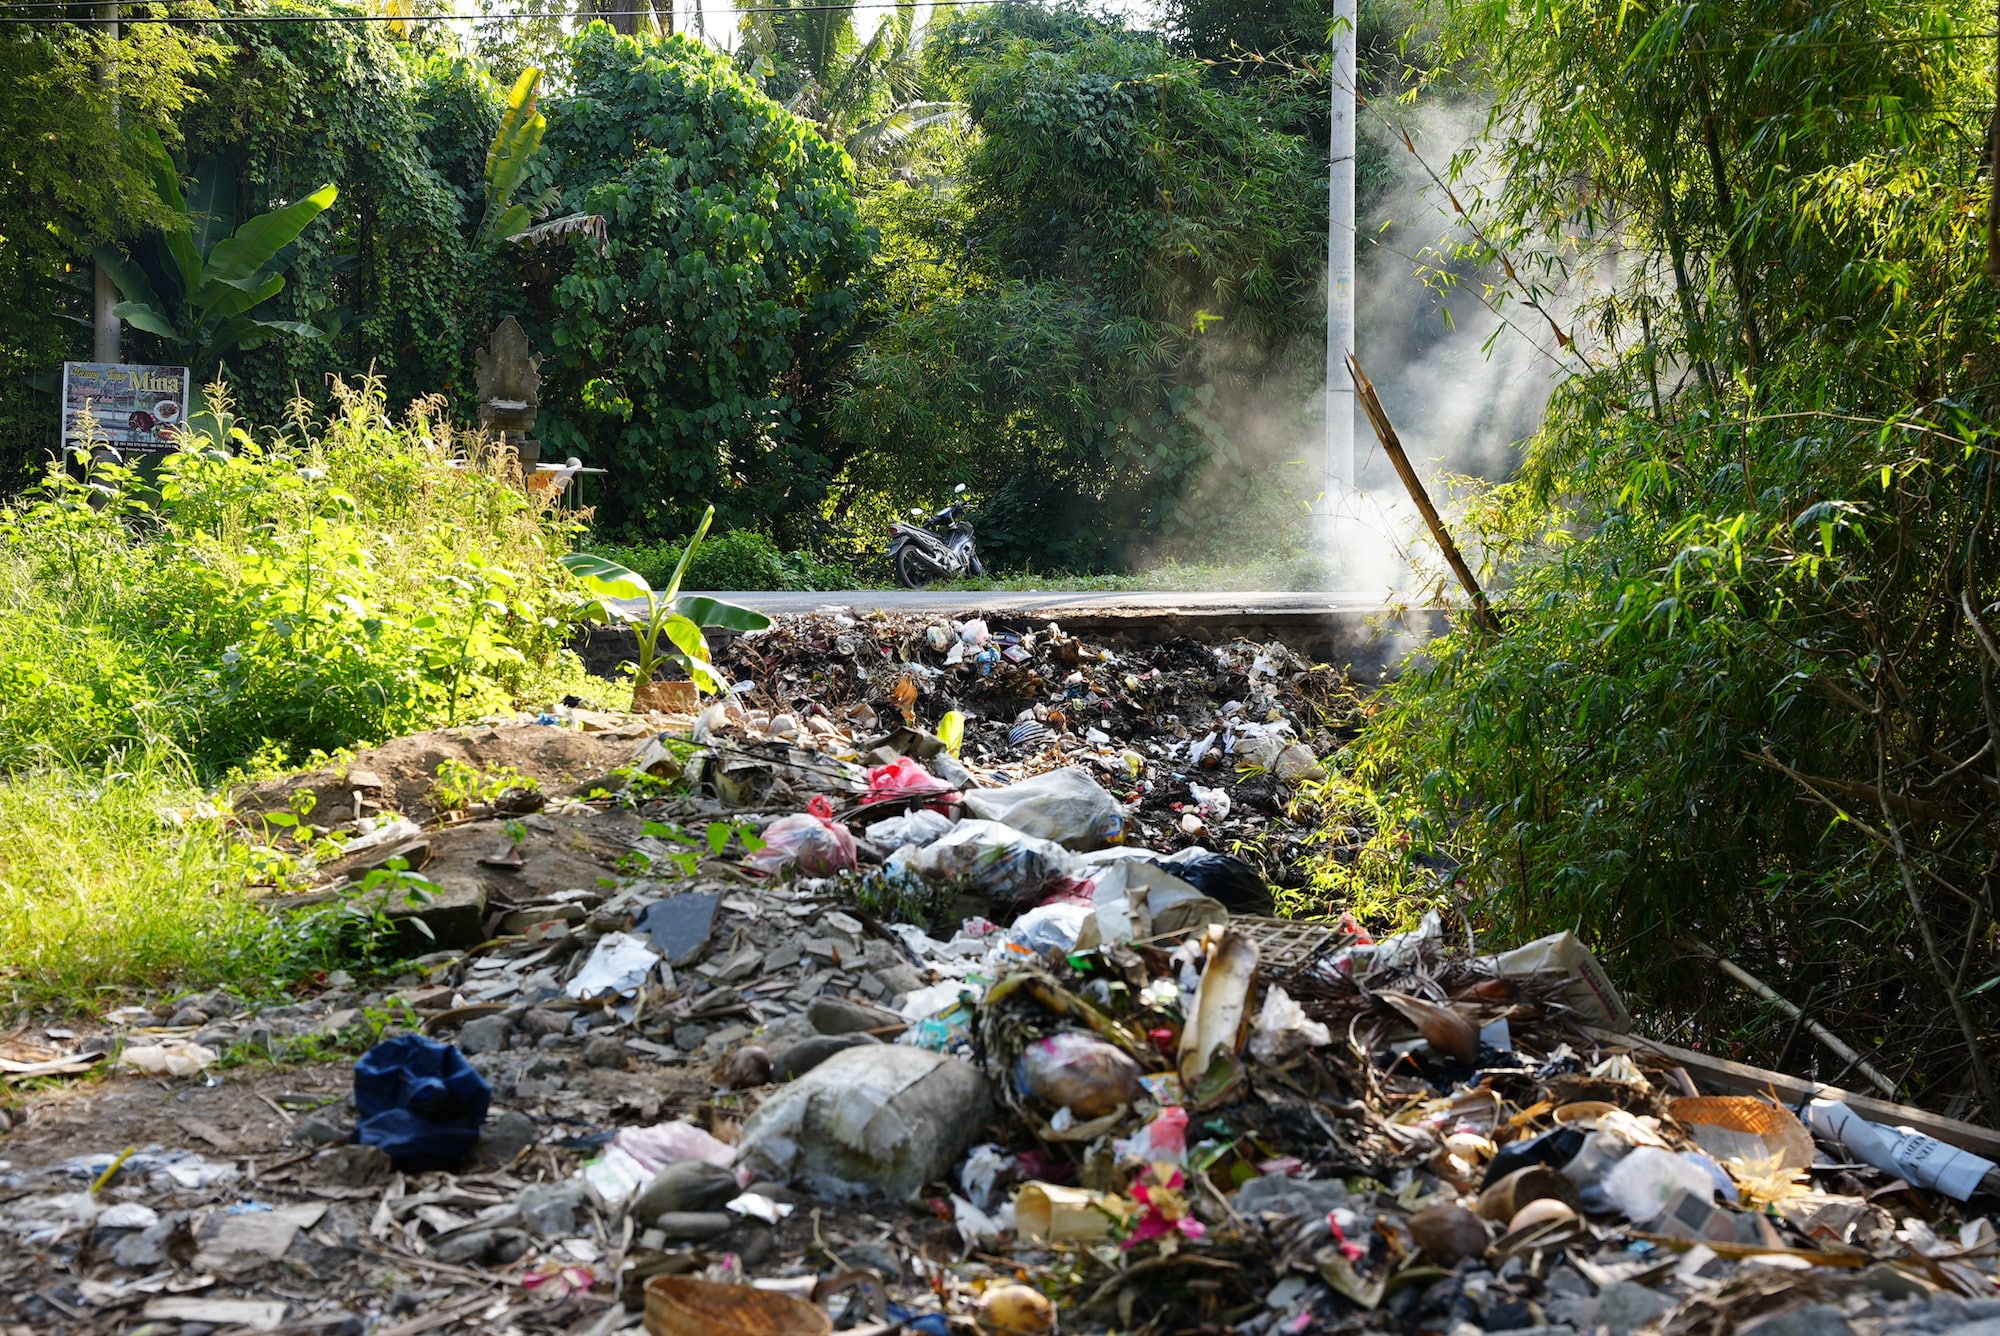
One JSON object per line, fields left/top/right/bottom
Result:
{"left": 533, "top": 27, "right": 871, "bottom": 536}
{"left": 595, "top": 528, "right": 856, "bottom": 592}
{"left": 0, "top": 379, "right": 586, "bottom": 775}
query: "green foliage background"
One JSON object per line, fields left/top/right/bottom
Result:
{"left": 1355, "top": 0, "right": 2000, "bottom": 1111}
{"left": 531, "top": 27, "right": 872, "bottom": 540}
{"left": 2, "top": 1, "right": 1410, "bottom": 574}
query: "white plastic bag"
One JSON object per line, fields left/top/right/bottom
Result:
{"left": 959, "top": 768, "right": 1125, "bottom": 851}
{"left": 566, "top": 931, "right": 662, "bottom": 1000}
{"left": 889, "top": 819, "right": 1090, "bottom": 906}
{"left": 865, "top": 808, "right": 955, "bottom": 850}
{"left": 1248, "top": 985, "right": 1330, "bottom": 1065}
{"left": 1601, "top": 1147, "right": 1715, "bottom": 1224}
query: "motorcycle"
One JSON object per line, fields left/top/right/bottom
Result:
{"left": 888, "top": 484, "right": 984, "bottom": 587}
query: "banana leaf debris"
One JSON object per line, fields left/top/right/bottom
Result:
{"left": 2, "top": 613, "right": 1999, "bottom": 1335}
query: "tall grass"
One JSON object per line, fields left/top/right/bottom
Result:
{"left": 0, "top": 747, "right": 266, "bottom": 1003}
{"left": 0, "top": 379, "right": 595, "bottom": 1002}
{"left": 3, "top": 379, "right": 587, "bottom": 774}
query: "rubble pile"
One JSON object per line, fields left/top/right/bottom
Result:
{"left": 707, "top": 612, "right": 1366, "bottom": 886}
{"left": 2, "top": 615, "right": 1999, "bottom": 1335}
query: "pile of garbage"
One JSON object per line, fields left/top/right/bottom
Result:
{"left": 4, "top": 616, "right": 2000, "bottom": 1335}
{"left": 704, "top": 612, "right": 1364, "bottom": 883}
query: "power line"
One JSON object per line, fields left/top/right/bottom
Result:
{"left": 0, "top": 0, "right": 1054, "bottom": 19}
{"left": 1, "top": 0, "right": 1996, "bottom": 47}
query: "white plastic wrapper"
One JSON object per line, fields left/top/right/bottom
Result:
{"left": 566, "top": 931, "right": 662, "bottom": 1000}
{"left": 1248, "top": 985, "right": 1331, "bottom": 1065}
{"left": 1808, "top": 1099, "right": 1996, "bottom": 1201}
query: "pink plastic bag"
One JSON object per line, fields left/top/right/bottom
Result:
{"left": 863, "top": 755, "right": 957, "bottom": 808}
{"left": 746, "top": 797, "right": 857, "bottom": 876}
{"left": 615, "top": 1120, "right": 737, "bottom": 1171}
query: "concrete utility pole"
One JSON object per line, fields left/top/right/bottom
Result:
{"left": 93, "top": 0, "right": 121, "bottom": 363}
{"left": 1324, "top": 0, "right": 1356, "bottom": 520}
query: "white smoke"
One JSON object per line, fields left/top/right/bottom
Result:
{"left": 1317, "top": 97, "right": 1566, "bottom": 594}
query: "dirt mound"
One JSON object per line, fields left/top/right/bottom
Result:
{"left": 230, "top": 720, "right": 649, "bottom": 827}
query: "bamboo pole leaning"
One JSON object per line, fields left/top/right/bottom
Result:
{"left": 1346, "top": 353, "right": 1501, "bottom": 635}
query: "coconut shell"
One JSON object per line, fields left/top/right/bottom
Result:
{"left": 1477, "top": 1164, "right": 1583, "bottom": 1222}
{"left": 1409, "top": 1202, "right": 1490, "bottom": 1266}
{"left": 1375, "top": 991, "right": 1481, "bottom": 1065}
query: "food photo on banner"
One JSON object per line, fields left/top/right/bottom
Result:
{"left": 60, "top": 362, "right": 192, "bottom": 452}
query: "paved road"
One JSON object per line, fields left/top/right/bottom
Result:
{"left": 648, "top": 588, "right": 1446, "bottom": 679}
{"left": 682, "top": 589, "right": 1395, "bottom": 616}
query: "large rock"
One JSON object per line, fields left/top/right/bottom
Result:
{"left": 738, "top": 1046, "right": 990, "bottom": 1200}
{"left": 351, "top": 871, "right": 487, "bottom": 952}
{"left": 517, "top": 1181, "right": 590, "bottom": 1239}
{"left": 633, "top": 1161, "right": 739, "bottom": 1221}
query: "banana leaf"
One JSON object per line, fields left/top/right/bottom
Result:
{"left": 206, "top": 184, "right": 338, "bottom": 287}
{"left": 674, "top": 594, "right": 773, "bottom": 632}
{"left": 558, "top": 552, "right": 652, "bottom": 602}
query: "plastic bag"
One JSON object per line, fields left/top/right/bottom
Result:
{"left": 1113, "top": 1106, "right": 1189, "bottom": 1165}
{"left": 1807, "top": 1099, "right": 1997, "bottom": 1201}
{"left": 888, "top": 819, "right": 1091, "bottom": 906}
{"left": 738, "top": 1046, "right": 991, "bottom": 1199}
{"left": 353, "top": 1035, "right": 491, "bottom": 1172}
{"left": 865, "top": 807, "right": 955, "bottom": 850}
{"left": 959, "top": 768, "right": 1125, "bottom": 851}
{"left": 566, "top": 931, "right": 662, "bottom": 1000}
{"left": 117, "top": 1042, "right": 218, "bottom": 1078}
{"left": 1247, "top": 985, "right": 1331, "bottom": 1065}
{"left": 1073, "top": 850, "right": 1226, "bottom": 949}
{"left": 1599, "top": 1147, "right": 1714, "bottom": 1225}
{"left": 863, "top": 756, "right": 956, "bottom": 807}
{"left": 1014, "top": 1031, "right": 1143, "bottom": 1118}
{"left": 1001, "top": 902, "right": 1093, "bottom": 956}
{"left": 1188, "top": 783, "right": 1231, "bottom": 820}
{"left": 1152, "top": 848, "right": 1273, "bottom": 915}
{"left": 746, "top": 797, "right": 858, "bottom": 876}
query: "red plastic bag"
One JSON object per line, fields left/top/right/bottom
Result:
{"left": 863, "top": 755, "right": 957, "bottom": 808}
{"left": 746, "top": 798, "right": 857, "bottom": 876}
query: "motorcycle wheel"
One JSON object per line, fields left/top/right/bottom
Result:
{"left": 894, "top": 545, "right": 934, "bottom": 588}
{"left": 967, "top": 553, "right": 984, "bottom": 577}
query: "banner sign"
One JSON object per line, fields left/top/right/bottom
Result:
{"left": 60, "top": 362, "right": 191, "bottom": 452}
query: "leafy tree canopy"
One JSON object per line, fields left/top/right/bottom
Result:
{"left": 836, "top": 22, "right": 1325, "bottom": 569}
{"left": 531, "top": 24, "right": 872, "bottom": 539}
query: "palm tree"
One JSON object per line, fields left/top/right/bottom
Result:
{"left": 738, "top": 0, "right": 964, "bottom": 165}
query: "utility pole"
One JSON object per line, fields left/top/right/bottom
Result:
{"left": 1325, "top": 0, "right": 1356, "bottom": 530}
{"left": 93, "top": 0, "right": 121, "bottom": 363}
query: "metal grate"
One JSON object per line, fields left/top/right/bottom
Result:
{"left": 1231, "top": 916, "right": 1346, "bottom": 973}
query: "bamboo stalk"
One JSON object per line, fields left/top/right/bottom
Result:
{"left": 1346, "top": 353, "right": 1501, "bottom": 634}
{"left": 1677, "top": 937, "right": 1898, "bottom": 1097}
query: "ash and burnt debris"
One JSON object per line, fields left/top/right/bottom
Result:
{"left": 1, "top": 613, "right": 1997, "bottom": 1336}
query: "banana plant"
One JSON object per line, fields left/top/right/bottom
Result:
{"left": 475, "top": 67, "right": 559, "bottom": 250}
{"left": 94, "top": 128, "right": 336, "bottom": 375}
{"left": 560, "top": 506, "right": 773, "bottom": 695}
